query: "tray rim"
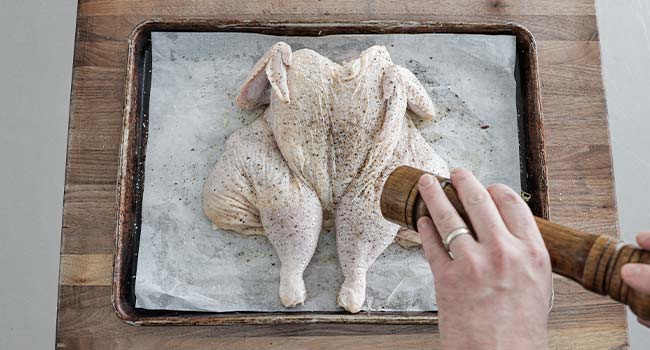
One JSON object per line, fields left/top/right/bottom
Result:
{"left": 114, "top": 19, "right": 548, "bottom": 327}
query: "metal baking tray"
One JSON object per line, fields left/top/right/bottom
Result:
{"left": 114, "top": 20, "right": 548, "bottom": 327}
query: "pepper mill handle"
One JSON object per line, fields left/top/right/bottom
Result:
{"left": 380, "top": 165, "right": 650, "bottom": 320}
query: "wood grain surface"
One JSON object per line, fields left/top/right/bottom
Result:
{"left": 58, "top": 0, "right": 627, "bottom": 348}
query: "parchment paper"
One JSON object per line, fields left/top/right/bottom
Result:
{"left": 135, "top": 32, "right": 519, "bottom": 312}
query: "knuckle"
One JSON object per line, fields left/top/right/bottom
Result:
{"left": 417, "top": 217, "right": 433, "bottom": 231}
{"left": 466, "top": 190, "right": 489, "bottom": 208}
{"left": 489, "top": 240, "right": 522, "bottom": 266}
{"left": 433, "top": 208, "right": 456, "bottom": 225}
{"left": 460, "top": 254, "right": 487, "bottom": 277}
{"left": 510, "top": 221, "right": 534, "bottom": 237}
{"left": 500, "top": 191, "right": 522, "bottom": 206}
{"left": 465, "top": 262, "right": 486, "bottom": 279}
{"left": 451, "top": 168, "right": 472, "bottom": 181}
{"left": 487, "top": 182, "right": 509, "bottom": 193}
{"left": 483, "top": 220, "right": 504, "bottom": 236}
{"left": 527, "top": 245, "right": 551, "bottom": 270}
{"left": 489, "top": 184, "right": 522, "bottom": 206}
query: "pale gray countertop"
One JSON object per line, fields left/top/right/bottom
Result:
{"left": 1, "top": 0, "right": 649, "bottom": 347}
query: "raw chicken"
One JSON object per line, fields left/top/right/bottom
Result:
{"left": 203, "top": 42, "right": 448, "bottom": 313}
{"left": 202, "top": 116, "right": 322, "bottom": 307}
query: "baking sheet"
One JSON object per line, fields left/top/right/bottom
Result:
{"left": 135, "top": 32, "right": 519, "bottom": 312}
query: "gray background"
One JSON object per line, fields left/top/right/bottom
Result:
{"left": 596, "top": 0, "right": 650, "bottom": 346}
{"left": 0, "top": 1, "right": 77, "bottom": 349}
{"left": 0, "top": 0, "right": 649, "bottom": 347}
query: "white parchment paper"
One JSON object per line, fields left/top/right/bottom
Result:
{"left": 135, "top": 32, "right": 519, "bottom": 312}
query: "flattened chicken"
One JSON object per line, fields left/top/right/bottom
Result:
{"left": 203, "top": 42, "right": 448, "bottom": 312}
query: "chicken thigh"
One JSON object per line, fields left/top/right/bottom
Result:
{"left": 204, "top": 42, "right": 448, "bottom": 312}
{"left": 202, "top": 116, "right": 322, "bottom": 307}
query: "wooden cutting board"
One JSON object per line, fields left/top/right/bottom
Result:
{"left": 57, "top": 0, "right": 626, "bottom": 349}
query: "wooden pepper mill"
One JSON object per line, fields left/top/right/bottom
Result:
{"left": 380, "top": 165, "right": 650, "bottom": 320}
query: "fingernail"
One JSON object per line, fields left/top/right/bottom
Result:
{"left": 622, "top": 264, "right": 642, "bottom": 279}
{"left": 450, "top": 167, "right": 462, "bottom": 175}
{"left": 419, "top": 174, "right": 434, "bottom": 187}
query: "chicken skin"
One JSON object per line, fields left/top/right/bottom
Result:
{"left": 203, "top": 42, "right": 448, "bottom": 312}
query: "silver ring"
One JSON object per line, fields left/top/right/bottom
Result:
{"left": 443, "top": 227, "right": 472, "bottom": 251}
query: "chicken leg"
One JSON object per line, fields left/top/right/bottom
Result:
{"left": 202, "top": 116, "right": 322, "bottom": 307}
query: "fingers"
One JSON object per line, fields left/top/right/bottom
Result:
{"left": 451, "top": 168, "right": 509, "bottom": 243}
{"left": 621, "top": 233, "right": 650, "bottom": 308}
{"left": 418, "top": 216, "right": 451, "bottom": 275}
{"left": 621, "top": 263, "right": 650, "bottom": 295}
{"left": 419, "top": 174, "right": 476, "bottom": 257}
{"left": 487, "top": 183, "right": 542, "bottom": 244}
{"left": 636, "top": 232, "right": 650, "bottom": 250}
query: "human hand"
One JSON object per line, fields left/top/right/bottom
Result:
{"left": 417, "top": 168, "right": 552, "bottom": 350}
{"left": 621, "top": 232, "right": 650, "bottom": 328}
